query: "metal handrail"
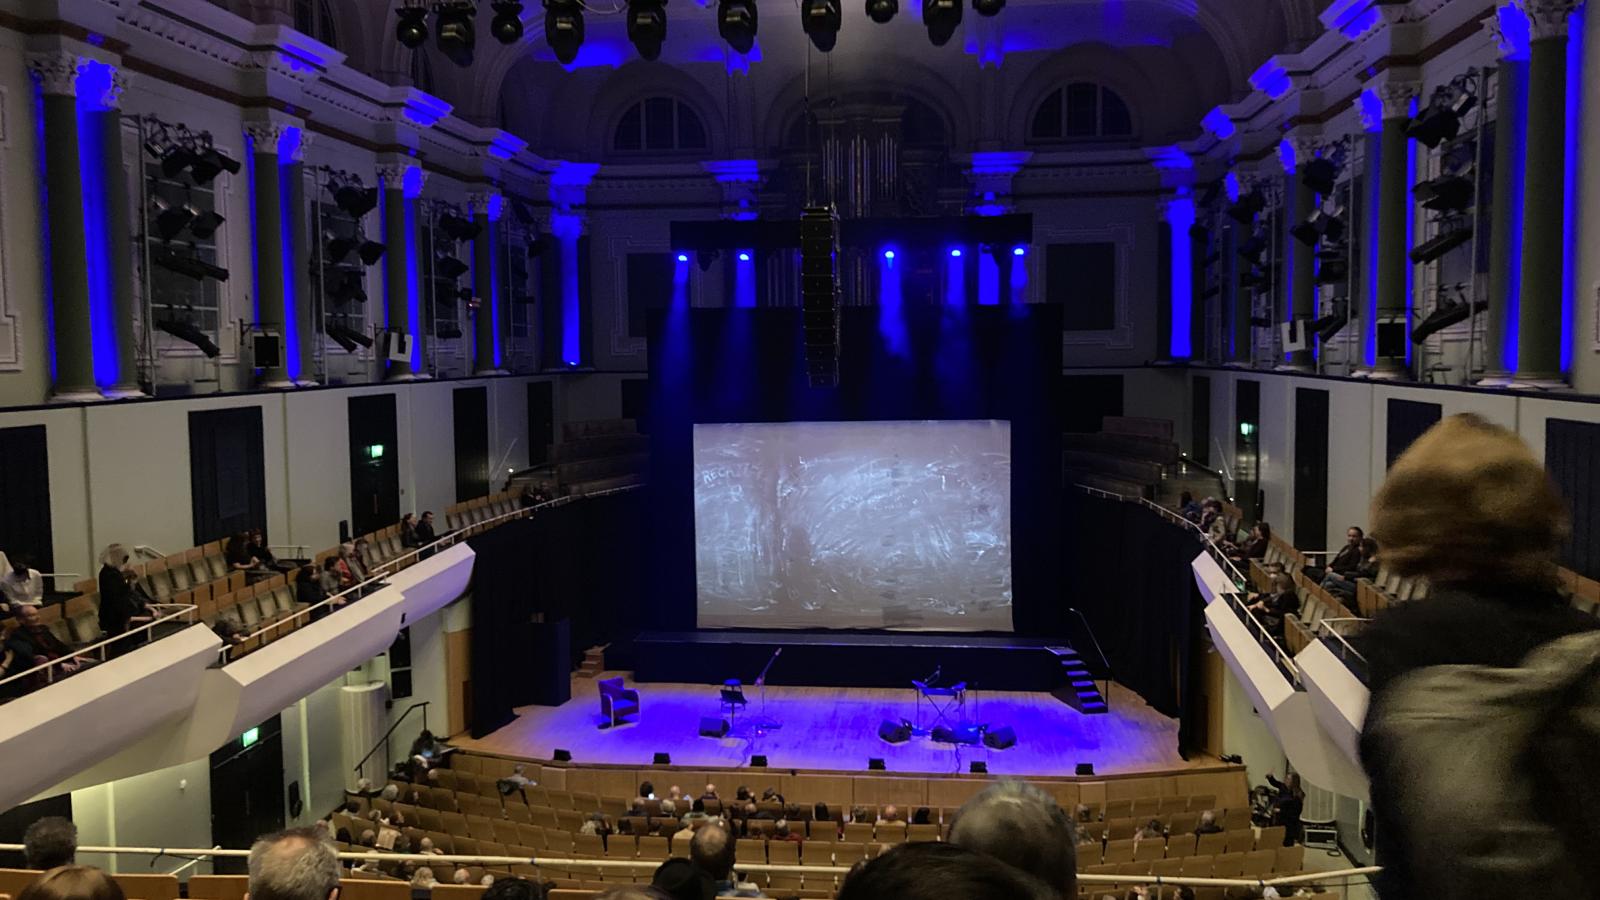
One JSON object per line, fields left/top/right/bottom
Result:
{"left": 1317, "top": 617, "right": 1369, "bottom": 663}
{"left": 355, "top": 701, "right": 430, "bottom": 782}
{"left": 223, "top": 484, "right": 644, "bottom": 663}
{"left": 1222, "top": 590, "right": 1301, "bottom": 683}
{"left": 0, "top": 603, "right": 199, "bottom": 692}
{"left": 1063, "top": 606, "right": 1114, "bottom": 707}
{"left": 0, "top": 842, "right": 1384, "bottom": 889}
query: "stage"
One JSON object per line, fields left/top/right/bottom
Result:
{"left": 454, "top": 672, "right": 1195, "bottom": 778}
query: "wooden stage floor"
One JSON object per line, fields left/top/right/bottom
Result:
{"left": 454, "top": 673, "right": 1197, "bottom": 777}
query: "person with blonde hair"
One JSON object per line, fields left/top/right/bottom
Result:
{"left": 1356, "top": 413, "right": 1600, "bottom": 899}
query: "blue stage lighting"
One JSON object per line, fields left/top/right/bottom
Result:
{"left": 737, "top": 252, "right": 751, "bottom": 262}
{"left": 883, "top": 249, "right": 895, "bottom": 260}
{"left": 1013, "top": 246, "right": 1027, "bottom": 256}
{"left": 950, "top": 248, "right": 962, "bottom": 258}
{"left": 676, "top": 253, "right": 689, "bottom": 263}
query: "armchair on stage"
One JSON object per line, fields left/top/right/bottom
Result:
{"left": 598, "top": 677, "right": 640, "bottom": 728}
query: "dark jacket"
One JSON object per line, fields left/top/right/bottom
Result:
{"left": 1355, "top": 585, "right": 1600, "bottom": 900}
{"left": 1328, "top": 543, "right": 1363, "bottom": 575}
{"left": 414, "top": 520, "right": 436, "bottom": 545}
{"left": 98, "top": 564, "right": 138, "bottom": 635}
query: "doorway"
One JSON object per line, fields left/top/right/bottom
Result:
{"left": 1292, "top": 388, "right": 1329, "bottom": 552}
{"left": 189, "top": 407, "right": 267, "bottom": 546}
{"left": 349, "top": 394, "right": 400, "bottom": 537}
{"left": 527, "top": 381, "right": 554, "bottom": 466}
{"left": 1234, "top": 380, "right": 1261, "bottom": 522}
{"left": 0, "top": 425, "right": 54, "bottom": 575}
{"left": 209, "top": 715, "right": 285, "bottom": 874}
{"left": 1191, "top": 376, "right": 1211, "bottom": 465}
{"left": 453, "top": 387, "right": 489, "bottom": 502}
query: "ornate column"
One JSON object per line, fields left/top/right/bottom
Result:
{"left": 245, "top": 121, "right": 311, "bottom": 386}
{"left": 378, "top": 161, "right": 426, "bottom": 380}
{"left": 548, "top": 162, "right": 597, "bottom": 368}
{"left": 30, "top": 52, "right": 98, "bottom": 401}
{"left": 1512, "top": 0, "right": 1581, "bottom": 386}
{"left": 1280, "top": 136, "right": 1319, "bottom": 371}
{"left": 1225, "top": 220, "right": 1248, "bottom": 364}
{"left": 1369, "top": 80, "right": 1421, "bottom": 378}
{"left": 468, "top": 191, "right": 506, "bottom": 374}
{"left": 88, "top": 69, "right": 142, "bottom": 397}
{"left": 285, "top": 140, "right": 316, "bottom": 385}
{"left": 1481, "top": 8, "right": 1531, "bottom": 384}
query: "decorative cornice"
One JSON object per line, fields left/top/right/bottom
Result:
{"left": 1377, "top": 80, "right": 1421, "bottom": 119}
{"left": 27, "top": 51, "right": 88, "bottom": 97}
{"left": 243, "top": 121, "right": 296, "bottom": 154}
{"left": 1488, "top": 5, "right": 1533, "bottom": 59}
{"left": 1516, "top": 0, "right": 1580, "bottom": 40}
{"left": 378, "top": 162, "right": 428, "bottom": 199}
{"left": 467, "top": 191, "right": 505, "bottom": 222}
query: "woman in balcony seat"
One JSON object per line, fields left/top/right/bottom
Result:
{"left": 1356, "top": 414, "right": 1600, "bottom": 900}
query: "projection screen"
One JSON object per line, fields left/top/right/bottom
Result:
{"left": 693, "top": 420, "right": 1013, "bottom": 631}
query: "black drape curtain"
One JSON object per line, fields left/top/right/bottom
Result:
{"left": 467, "top": 490, "right": 646, "bottom": 738}
{"left": 1065, "top": 492, "right": 1200, "bottom": 721}
{"left": 189, "top": 407, "right": 268, "bottom": 546}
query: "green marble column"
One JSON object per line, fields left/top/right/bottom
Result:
{"left": 246, "top": 123, "right": 290, "bottom": 386}
{"left": 286, "top": 161, "right": 316, "bottom": 384}
{"left": 1483, "top": 58, "right": 1527, "bottom": 382}
{"left": 379, "top": 163, "right": 423, "bottom": 380}
{"left": 94, "top": 95, "right": 141, "bottom": 396}
{"left": 31, "top": 54, "right": 98, "bottom": 401}
{"left": 1284, "top": 154, "right": 1316, "bottom": 370}
{"left": 1372, "top": 83, "right": 1419, "bottom": 376}
{"left": 1513, "top": 2, "right": 1577, "bottom": 385}
{"left": 470, "top": 196, "right": 504, "bottom": 374}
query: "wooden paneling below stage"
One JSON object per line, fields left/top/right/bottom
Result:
{"left": 453, "top": 674, "right": 1198, "bottom": 778}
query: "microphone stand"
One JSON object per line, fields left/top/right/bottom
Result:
{"left": 749, "top": 648, "right": 783, "bottom": 732}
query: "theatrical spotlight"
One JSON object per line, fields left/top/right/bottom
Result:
{"left": 358, "top": 240, "right": 388, "bottom": 265}
{"left": 1226, "top": 191, "right": 1265, "bottom": 225}
{"left": 189, "top": 146, "right": 241, "bottom": 185}
{"left": 1407, "top": 77, "right": 1477, "bottom": 148}
{"left": 1290, "top": 208, "right": 1344, "bottom": 247}
{"left": 801, "top": 0, "right": 841, "bottom": 51}
{"left": 439, "top": 214, "right": 481, "bottom": 242}
{"left": 436, "top": 255, "right": 469, "bottom": 279}
{"left": 436, "top": 322, "right": 464, "bottom": 340}
{"left": 718, "top": 0, "right": 757, "bottom": 53}
{"left": 1411, "top": 288, "right": 1487, "bottom": 344}
{"left": 326, "top": 321, "right": 374, "bottom": 354}
{"left": 490, "top": 0, "right": 525, "bottom": 43}
{"left": 1301, "top": 157, "right": 1340, "bottom": 196}
{"left": 396, "top": 1, "right": 429, "bottom": 48}
{"left": 922, "top": 0, "right": 961, "bottom": 45}
{"left": 544, "top": 0, "right": 585, "bottom": 64}
{"left": 188, "top": 210, "right": 225, "bottom": 240}
{"left": 328, "top": 271, "right": 368, "bottom": 305}
{"left": 160, "top": 144, "right": 200, "bottom": 179}
{"left": 326, "top": 237, "right": 357, "bottom": 265}
{"left": 335, "top": 184, "right": 379, "bottom": 219}
{"left": 972, "top": 0, "right": 1003, "bottom": 16}
{"left": 1409, "top": 223, "right": 1472, "bottom": 264}
{"left": 1415, "top": 173, "right": 1473, "bottom": 213}
{"left": 156, "top": 318, "right": 221, "bottom": 357}
{"left": 436, "top": 1, "right": 477, "bottom": 66}
{"left": 152, "top": 197, "right": 195, "bottom": 241}
{"left": 154, "top": 249, "right": 229, "bottom": 282}
{"left": 627, "top": 0, "right": 668, "bottom": 60}
{"left": 865, "top": 0, "right": 897, "bottom": 23}
{"left": 1312, "top": 302, "right": 1352, "bottom": 342}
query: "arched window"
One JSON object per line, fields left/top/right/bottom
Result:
{"left": 1030, "top": 83, "right": 1133, "bottom": 141}
{"left": 293, "top": 0, "right": 339, "bottom": 48}
{"left": 614, "top": 98, "right": 708, "bottom": 152}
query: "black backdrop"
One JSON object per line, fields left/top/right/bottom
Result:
{"left": 1064, "top": 491, "right": 1202, "bottom": 722}
{"left": 645, "top": 304, "right": 1065, "bottom": 637}
{"left": 467, "top": 491, "right": 647, "bottom": 738}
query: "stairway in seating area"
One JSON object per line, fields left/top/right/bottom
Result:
{"left": 578, "top": 646, "right": 606, "bottom": 678}
{"left": 1047, "top": 646, "right": 1109, "bottom": 714}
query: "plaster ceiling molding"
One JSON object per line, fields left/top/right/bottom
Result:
{"left": 300, "top": 80, "right": 386, "bottom": 123}
{"left": 245, "top": 25, "right": 344, "bottom": 86}
{"left": 122, "top": 3, "right": 254, "bottom": 68}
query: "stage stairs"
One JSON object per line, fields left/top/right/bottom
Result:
{"left": 1047, "top": 646, "right": 1109, "bottom": 715}
{"left": 578, "top": 645, "right": 607, "bottom": 678}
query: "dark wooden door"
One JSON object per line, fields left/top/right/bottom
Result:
{"left": 349, "top": 394, "right": 400, "bottom": 536}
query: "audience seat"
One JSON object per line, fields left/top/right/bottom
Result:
{"left": 338, "top": 880, "right": 411, "bottom": 900}
{"left": 111, "top": 873, "right": 179, "bottom": 900}
{"left": 1257, "top": 824, "right": 1286, "bottom": 848}
{"left": 185, "top": 876, "right": 247, "bottom": 900}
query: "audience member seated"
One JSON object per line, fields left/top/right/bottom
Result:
{"left": 1132, "top": 818, "right": 1166, "bottom": 851}
{"left": 1323, "top": 538, "right": 1379, "bottom": 603}
{"left": 249, "top": 528, "right": 293, "bottom": 574}
{"left": 760, "top": 786, "right": 784, "bottom": 804}
{"left": 482, "top": 878, "right": 544, "bottom": 900}
{"left": 24, "top": 815, "right": 78, "bottom": 868}
{"left": 3, "top": 602, "right": 84, "bottom": 692}
{"left": 1227, "top": 522, "right": 1271, "bottom": 563}
{"left": 415, "top": 511, "right": 438, "bottom": 545}
{"left": 333, "top": 547, "right": 358, "bottom": 591}
{"left": 690, "top": 820, "right": 763, "bottom": 897}
{"left": 948, "top": 780, "right": 1077, "bottom": 898}
{"left": 249, "top": 828, "right": 340, "bottom": 900}
{"left": 1194, "top": 810, "right": 1223, "bottom": 835}
{"left": 640, "top": 780, "right": 656, "bottom": 799}
{"left": 226, "top": 532, "right": 263, "bottom": 573}
{"left": 318, "top": 558, "right": 345, "bottom": 599}
{"left": 1, "top": 554, "right": 45, "bottom": 607}
{"left": 1179, "top": 491, "right": 1202, "bottom": 523}
{"left": 18, "top": 865, "right": 126, "bottom": 900}
{"left": 773, "top": 819, "right": 801, "bottom": 843}
{"left": 1302, "top": 526, "right": 1364, "bottom": 583}
{"left": 700, "top": 783, "right": 719, "bottom": 802}
{"left": 1246, "top": 571, "right": 1300, "bottom": 638}
{"left": 836, "top": 841, "right": 1057, "bottom": 900}
{"left": 652, "top": 858, "right": 713, "bottom": 900}
{"left": 212, "top": 616, "right": 247, "bottom": 647}
{"left": 400, "top": 513, "right": 419, "bottom": 548}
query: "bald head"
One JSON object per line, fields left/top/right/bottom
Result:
{"left": 949, "top": 782, "right": 1076, "bottom": 897}
{"left": 247, "top": 829, "right": 340, "bottom": 900}
{"left": 689, "top": 821, "right": 737, "bottom": 880}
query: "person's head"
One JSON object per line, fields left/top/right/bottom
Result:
{"left": 452, "top": 870, "right": 470, "bottom": 885}
{"left": 354, "top": 538, "right": 368, "bottom": 551}
{"left": 480, "top": 876, "right": 542, "bottom": 900}
{"left": 734, "top": 786, "right": 749, "bottom": 801}
{"left": 1181, "top": 491, "right": 1193, "bottom": 505}
{"left": 23, "top": 817, "right": 78, "bottom": 869}
{"left": 1345, "top": 526, "right": 1364, "bottom": 546}
{"left": 1143, "top": 818, "right": 1163, "bottom": 835}
{"left": 100, "top": 544, "right": 129, "bottom": 569}
{"left": 120, "top": 566, "right": 140, "bottom": 584}
{"left": 691, "top": 798, "right": 705, "bottom": 813}
{"left": 251, "top": 528, "right": 266, "bottom": 543}
{"left": 412, "top": 868, "right": 435, "bottom": 886}
{"left": 16, "top": 602, "right": 42, "bottom": 629}
{"left": 419, "top": 837, "right": 435, "bottom": 853}
{"left": 358, "top": 830, "right": 376, "bottom": 847}
{"left": 1199, "top": 810, "right": 1216, "bottom": 828}
{"left": 742, "top": 802, "right": 756, "bottom": 817}
{"left": 381, "top": 784, "right": 399, "bottom": 802}
{"left": 660, "top": 799, "right": 677, "bottom": 815}
{"left": 1253, "top": 522, "right": 1271, "bottom": 541}
{"left": 651, "top": 858, "right": 712, "bottom": 900}
{"left": 323, "top": 558, "right": 339, "bottom": 572}
{"left": 1269, "top": 570, "right": 1294, "bottom": 594}
{"left": 247, "top": 828, "right": 341, "bottom": 900}
{"left": 296, "top": 565, "right": 315, "bottom": 585}
{"left": 669, "top": 785, "right": 681, "bottom": 798}
{"left": 913, "top": 807, "right": 930, "bottom": 825}
{"left": 774, "top": 819, "right": 789, "bottom": 837}
{"left": 1360, "top": 537, "right": 1379, "bottom": 559}
{"left": 640, "top": 781, "right": 655, "bottom": 798}
{"left": 813, "top": 802, "right": 829, "bottom": 821}
{"left": 17, "top": 866, "right": 123, "bottom": 900}
{"left": 12, "top": 553, "right": 29, "bottom": 576}
{"left": 949, "top": 781, "right": 1077, "bottom": 897}
{"left": 339, "top": 543, "right": 355, "bottom": 560}
{"left": 837, "top": 841, "right": 1057, "bottom": 900}
{"left": 881, "top": 804, "right": 898, "bottom": 821}
{"left": 688, "top": 821, "right": 737, "bottom": 881}
{"left": 704, "top": 783, "right": 716, "bottom": 796}
{"left": 1074, "top": 804, "right": 1091, "bottom": 823}
{"left": 595, "top": 888, "right": 670, "bottom": 900}
{"left": 1373, "top": 414, "right": 1566, "bottom": 589}
{"left": 334, "top": 828, "right": 351, "bottom": 845}
{"left": 421, "top": 511, "right": 434, "bottom": 525}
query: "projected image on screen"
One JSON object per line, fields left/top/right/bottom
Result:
{"left": 694, "top": 420, "right": 1012, "bottom": 631}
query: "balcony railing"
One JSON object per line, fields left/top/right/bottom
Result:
{"left": 0, "top": 603, "right": 199, "bottom": 696}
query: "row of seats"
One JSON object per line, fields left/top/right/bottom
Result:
{"left": 444, "top": 492, "right": 523, "bottom": 534}
{"left": 1077, "top": 825, "right": 1286, "bottom": 866}
{"left": 1283, "top": 571, "right": 1357, "bottom": 656}
{"left": 0, "top": 872, "right": 492, "bottom": 900}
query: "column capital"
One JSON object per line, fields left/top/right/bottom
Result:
{"left": 27, "top": 51, "right": 89, "bottom": 97}
{"left": 95, "top": 70, "right": 129, "bottom": 110}
{"left": 1278, "top": 135, "right": 1320, "bottom": 174}
{"left": 378, "top": 161, "right": 427, "bottom": 198}
{"left": 1515, "top": 0, "right": 1580, "bottom": 40}
{"left": 1487, "top": 5, "right": 1533, "bottom": 58}
{"left": 467, "top": 191, "right": 505, "bottom": 222}
{"left": 1376, "top": 80, "right": 1422, "bottom": 120}
{"left": 243, "top": 121, "right": 307, "bottom": 159}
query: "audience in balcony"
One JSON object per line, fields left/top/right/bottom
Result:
{"left": 3, "top": 602, "right": 83, "bottom": 693}
{"left": 1321, "top": 538, "right": 1378, "bottom": 604}
{"left": 1302, "top": 526, "right": 1364, "bottom": 583}
{"left": 837, "top": 841, "right": 1056, "bottom": 900}
{"left": 17, "top": 865, "right": 126, "bottom": 900}
{"left": 353, "top": 538, "right": 377, "bottom": 578}
{"left": 400, "top": 513, "right": 419, "bottom": 548}
{"left": 1246, "top": 571, "right": 1300, "bottom": 637}
{"left": 1356, "top": 413, "right": 1600, "bottom": 898}
{"left": 23, "top": 815, "right": 77, "bottom": 868}
{"left": 319, "top": 558, "right": 346, "bottom": 598}
{"left": 226, "top": 533, "right": 263, "bottom": 573}
{"left": 948, "top": 780, "right": 1076, "bottom": 899}
{"left": 1194, "top": 810, "right": 1223, "bottom": 835}
{"left": 1226, "top": 522, "right": 1271, "bottom": 563}
{"left": 97, "top": 546, "right": 152, "bottom": 656}
{"left": 415, "top": 511, "right": 438, "bottom": 558}
{"left": 1, "top": 553, "right": 45, "bottom": 607}
{"left": 1179, "top": 491, "right": 1202, "bottom": 523}
{"left": 248, "top": 828, "right": 340, "bottom": 900}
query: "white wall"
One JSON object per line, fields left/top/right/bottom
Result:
{"left": 71, "top": 758, "right": 214, "bottom": 875}
{"left": 1217, "top": 649, "right": 1287, "bottom": 789}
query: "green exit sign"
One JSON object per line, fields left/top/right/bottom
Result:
{"left": 367, "top": 444, "right": 385, "bottom": 459}
{"left": 240, "top": 727, "right": 259, "bottom": 748}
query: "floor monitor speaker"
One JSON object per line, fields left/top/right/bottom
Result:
{"left": 982, "top": 725, "right": 1016, "bottom": 750}
{"left": 878, "top": 720, "right": 912, "bottom": 744}
{"left": 698, "top": 717, "right": 729, "bottom": 738}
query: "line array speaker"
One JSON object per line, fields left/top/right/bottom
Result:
{"left": 800, "top": 205, "right": 840, "bottom": 388}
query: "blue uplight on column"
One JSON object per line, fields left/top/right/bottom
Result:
{"left": 978, "top": 247, "right": 1000, "bottom": 306}
{"left": 403, "top": 165, "right": 424, "bottom": 373}
{"left": 673, "top": 251, "right": 690, "bottom": 309}
{"left": 1360, "top": 89, "right": 1383, "bottom": 367}
{"left": 1167, "top": 195, "right": 1196, "bottom": 359}
{"left": 280, "top": 127, "right": 306, "bottom": 380}
{"left": 1500, "top": 4, "right": 1529, "bottom": 371}
{"left": 1405, "top": 97, "right": 1417, "bottom": 366}
{"left": 552, "top": 211, "right": 583, "bottom": 366}
{"left": 487, "top": 195, "right": 505, "bottom": 368}
{"left": 1010, "top": 246, "right": 1029, "bottom": 304}
{"left": 76, "top": 60, "right": 116, "bottom": 388}
{"left": 733, "top": 248, "right": 755, "bottom": 308}
{"left": 947, "top": 248, "right": 966, "bottom": 306}
{"left": 1561, "top": 3, "right": 1584, "bottom": 375}
{"left": 879, "top": 246, "right": 907, "bottom": 355}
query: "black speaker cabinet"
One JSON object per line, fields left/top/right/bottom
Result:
{"left": 516, "top": 618, "right": 571, "bottom": 707}
{"left": 699, "top": 717, "right": 729, "bottom": 738}
{"left": 878, "top": 720, "right": 912, "bottom": 744}
{"left": 982, "top": 725, "right": 1017, "bottom": 750}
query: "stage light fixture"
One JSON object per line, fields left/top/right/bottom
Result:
{"left": 335, "top": 185, "right": 380, "bottom": 219}
{"left": 1407, "top": 81, "right": 1476, "bottom": 149}
{"left": 1312, "top": 303, "right": 1352, "bottom": 342}
{"left": 155, "top": 249, "right": 230, "bottom": 282}
{"left": 970, "top": 761, "right": 987, "bottom": 773}
{"left": 1415, "top": 174, "right": 1474, "bottom": 213}
{"left": 189, "top": 147, "right": 241, "bottom": 185}
{"left": 359, "top": 240, "right": 388, "bottom": 265}
{"left": 1408, "top": 224, "right": 1473, "bottom": 264}
{"left": 490, "top": 0, "right": 525, "bottom": 43}
{"left": 922, "top": 0, "right": 961, "bottom": 46}
{"left": 865, "top": 0, "right": 897, "bottom": 23}
{"left": 949, "top": 248, "right": 962, "bottom": 258}
{"left": 882, "top": 249, "right": 895, "bottom": 260}
{"left": 160, "top": 145, "right": 199, "bottom": 179}
{"left": 156, "top": 318, "right": 221, "bottom": 357}
{"left": 544, "top": 0, "right": 585, "bottom": 64}
{"left": 436, "top": 322, "right": 464, "bottom": 340}
{"left": 329, "top": 271, "right": 368, "bottom": 305}
{"left": 1226, "top": 191, "right": 1265, "bottom": 225}
{"left": 326, "top": 237, "right": 357, "bottom": 264}
{"left": 436, "top": 255, "right": 470, "bottom": 279}
{"left": 800, "top": 0, "right": 841, "bottom": 51}
{"left": 1290, "top": 209, "right": 1345, "bottom": 247}
{"left": 152, "top": 197, "right": 196, "bottom": 241}
{"left": 553, "top": 749, "right": 572, "bottom": 762}
{"left": 1302, "top": 157, "right": 1339, "bottom": 196}
{"left": 1012, "top": 246, "right": 1026, "bottom": 256}
{"left": 626, "top": 0, "right": 668, "bottom": 60}
{"left": 440, "top": 214, "right": 482, "bottom": 242}
{"left": 1316, "top": 257, "right": 1349, "bottom": 284}
{"left": 188, "top": 210, "right": 225, "bottom": 240}
{"left": 652, "top": 752, "right": 671, "bottom": 765}
{"left": 972, "top": 0, "right": 1003, "bottom": 15}
{"left": 435, "top": 1, "right": 477, "bottom": 66}
{"left": 676, "top": 253, "right": 689, "bottom": 263}
{"left": 326, "top": 322, "right": 374, "bottom": 353}
{"left": 717, "top": 0, "right": 757, "bottom": 53}
{"left": 1075, "top": 763, "right": 1094, "bottom": 776}
{"left": 396, "top": 2, "right": 430, "bottom": 47}
{"left": 737, "top": 252, "right": 751, "bottom": 262}
{"left": 1411, "top": 296, "right": 1488, "bottom": 344}
{"left": 868, "top": 758, "right": 886, "bottom": 770}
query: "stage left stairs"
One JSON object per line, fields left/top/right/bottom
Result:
{"left": 578, "top": 646, "right": 606, "bottom": 678}
{"left": 1048, "top": 647, "right": 1109, "bottom": 715}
